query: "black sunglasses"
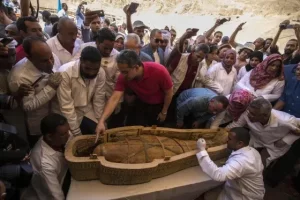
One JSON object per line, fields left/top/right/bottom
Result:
{"left": 155, "top": 38, "right": 164, "bottom": 43}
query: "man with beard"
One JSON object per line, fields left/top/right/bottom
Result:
{"left": 267, "top": 63, "right": 300, "bottom": 191}
{"left": 95, "top": 50, "right": 173, "bottom": 139}
{"left": 269, "top": 21, "right": 300, "bottom": 64}
{"left": 47, "top": 17, "right": 83, "bottom": 65}
{"left": 74, "top": 28, "right": 119, "bottom": 100}
{"left": 53, "top": 46, "right": 106, "bottom": 136}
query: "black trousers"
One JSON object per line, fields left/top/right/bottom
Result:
{"left": 80, "top": 117, "right": 97, "bottom": 135}
{"left": 264, "top": 138, "right": 300, "bottom": 189}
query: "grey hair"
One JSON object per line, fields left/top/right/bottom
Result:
{"left": 249, "top": 97, "right": 272, "bottom": 115}
{"left": 124, "top": 33, "right": 141, "bottom": 45}
{"left": 116, "top": 49, "right": 142, "bottom": 68}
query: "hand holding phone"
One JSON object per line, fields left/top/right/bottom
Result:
{"left": 0, "top": 37, "right": 14, "bottom": 46}
{"left": 128, "top": 2, "right": 139, "bottom": 14}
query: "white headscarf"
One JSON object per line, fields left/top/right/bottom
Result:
{"left": 161, "top": 30, "right": 172, "bottom": 65}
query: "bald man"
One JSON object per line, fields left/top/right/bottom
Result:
{"left": 47, "top": 17, "right": 83, "bottom": 65}
{"left": 8, "top": 36, "right": 62, "bottom": 146}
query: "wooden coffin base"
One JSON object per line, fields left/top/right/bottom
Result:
{"left": 65, "top": 126, "right": 229, "bottom": 185}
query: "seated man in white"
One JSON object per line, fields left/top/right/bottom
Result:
{"left": 53, "top": 46, "right": 106, "bottom": 136}
{"left": 227, "top": 97, "right": 300, "bottom": 167}
{"left": 197, "top": 127, "right": 265, "bottom": 200}
{"left": 21, "top": 113, "right": 70, "bottom": 200}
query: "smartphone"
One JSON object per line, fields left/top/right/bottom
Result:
{"left": 286, "top": 24, "right": 295, "bottom": 29}
{"left": 192, "top": 28, "right": 199, "bottom": 33}
{"left": 88, "top": 10, "right": 105, "bottom": 17}
{"left": 0, "top": 37, "right": 14, "bottom": 46}
{"left": 219, "top": 18, "right": 230, "bottom": 24}
{"left": 128, "top": 2, "right": 139, "bottom": 14}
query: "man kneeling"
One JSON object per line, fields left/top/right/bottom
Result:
{"left": 196, "top": 127, "right": 265, "bottom": 200}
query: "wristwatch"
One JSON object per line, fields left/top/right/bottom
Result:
{"left": 161, "top": 112, "right": 167, "bottom": 115}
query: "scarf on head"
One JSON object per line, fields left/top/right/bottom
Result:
{"left": 245, "top": 51, "right": 264, "bottom": 72}
{"left": 228, "top": 89, "right": 254, "bottom": 121}
{"left": 250, "top": 54, "right": 284, "bottom": 90}
{"left": 222, "top": 49, "right": 237, "bottom": 69}
{"left": 161, "top": 30, "right": 172, "bottom": 64}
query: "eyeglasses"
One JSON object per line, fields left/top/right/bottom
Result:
{"left": 155, "top": 38, "right": 164, "bottom": 43}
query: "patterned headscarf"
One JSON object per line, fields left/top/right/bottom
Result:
{"left": 222, "top": 49, "right": 237, "bottom": 68}
{"left": 250, "top": 54, "right": 284, "bottom": 90}
{"left": 228, "top": 89, "right": 254, "bottom": 121}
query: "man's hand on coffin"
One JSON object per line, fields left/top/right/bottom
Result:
{"left": 157, "top": 112, "right": 167, "bottom": 122}
{"left": 274, "top": 139, "right": 288, "bottom": 148}
{"left": 95, "top": 121, "right": 106, "bottom": 143}
{"left": 197, "top": 138, "right": 206, "bottom": 151}
{"left": 176, "top": 121, "right": 184, "bottom": 128}
{"left": 192, "top": 121, "right": 200, "bottom": 129}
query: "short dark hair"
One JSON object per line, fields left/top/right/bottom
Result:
{"left": 150, "top": 29, "right": 161, "bottom": 38}
{"left": 80, "top": 46, "right": 102, "bottom": 63}
{"left": 104, "top": 18, "right": 110, "bottom": 26}
{"left": 62, "top": 3, "right": 67, "bottom": 8}
{"left": 194, "top": 43, "right": 210, "bottom": 54}
{"left": 213, "top": 95, "right": 229, "bottom": 109}
{"left": 42, "top": 10, "right": 51, "bottom": 20}
{"left": 40, "top": 113, "right": 68, "bottom": 135}
{"left": 50, "top": 15, "right": 59, "bottom": 24}
{"left": 0, "top": 2, "right": 8, "bottom": 15}
{"left": 289, "top": 39, "right": 298, "bottom": 47}
{"left": 214, "top": 31, "right": 223, "bottom": 36}
{"left": 230, "top": 127, "right": 250, "bottom": 146}
{"left": 116, "top": 49, "right": 142, "bottom": 68}
{"left": 209, "top": 45, "right": 218, "bottom": 54}
{"left": 23, "top": 36, "right": 46, "bottom": 56}
{"left": 6, "top": 6, "right": 14, "bottom": 15}
{"left": 110, "top": 24, "right": 118, "bottom": 33}
{"left": 265, "top": 38, "right": 273, "bottom": 42}
{"left": 51, "top": 22, "right": 58, "bottom": 37}
{"left": 94, "top": 28, "right": 116, "bottom": 43}
{"left": 16, "top": 16, "right": 38, "bottom": 33}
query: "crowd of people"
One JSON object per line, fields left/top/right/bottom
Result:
{"left": 0, "top": 0, "right": 300, "bottom": 199}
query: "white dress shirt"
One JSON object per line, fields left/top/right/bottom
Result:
{"left": 236, "top": 65, "right": 248, "bottom": 82}
{"left": 206, "top": 62, "right": 237, "bottom": 95}
{"left": 52, "top": 60, "right": 106, "bottom": 136}
{"left": 21, "top": 138, "right": 68, "bottom": 200}
{"left": 47, "top": 35, "right": 83, "bottom": 65}
{"left": 234, "top": 70, "right": 285, "bottom": 102}
{"left": 197, "top": 146, "right": 265, "bottom": 200}
{"left": 73, "top": 42, "right": 120, "bottom": 99}
{"left": 227, "top": 109, "right": 300, "bottom": 166}
{"left": 8, "top": 56, "right": 61, "bottom": 136}
{"left": 57, "top": 9, "right": 67, "bottom": 18}
{"left": 153, "top": 50, "right": 160, "bottom": 63}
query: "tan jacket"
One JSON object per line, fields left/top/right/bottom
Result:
{"left": 8, "top": 56, "right": 61, "bottom": 136}
{"left": 52, "top": 60, "right": 106, "bottom": 136}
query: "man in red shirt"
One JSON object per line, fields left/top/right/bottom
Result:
{"left": 15, "top": 16, "right": 44, "bottom": 63}
{"left": 96, "top": 50, "right": 173, "bottom": 138}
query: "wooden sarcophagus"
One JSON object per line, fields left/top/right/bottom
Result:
{"left": 65, "top": 126, "right": 229, "bottom": 185}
